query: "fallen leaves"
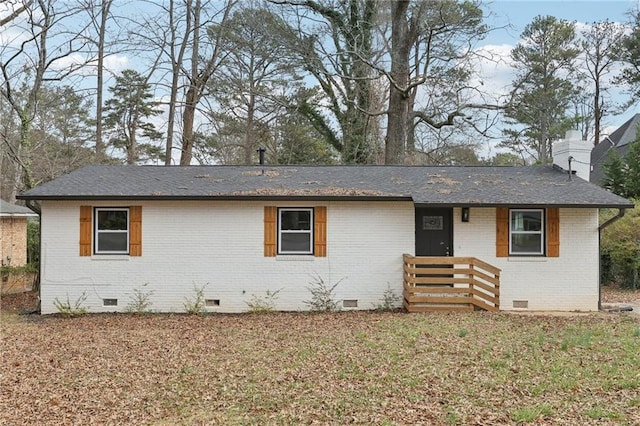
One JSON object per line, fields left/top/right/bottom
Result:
{"left": 0, "top": 303, "right": 639, "bottom": 425}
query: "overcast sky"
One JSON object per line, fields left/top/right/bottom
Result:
{"left": 479, "top": 0, "right": 639, "bottom": 130}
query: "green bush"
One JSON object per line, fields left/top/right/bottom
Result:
{"left": 601, "top": 200, "right": 640, "bottom": 289}
{"left": 27, "top": 219, "right": 40, "bottom": 265}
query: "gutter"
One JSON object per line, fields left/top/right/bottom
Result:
{"left": 597, "top": 208, "right": 627, "bottom": 311}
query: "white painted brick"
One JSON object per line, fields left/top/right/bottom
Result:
{"left": 39, "top": 201, "right": 600, "bottom": 313}
{"left": 39, "top": 200, "right": 413, "bottom": 314}
{"left": 453, "top": 207, "right": 599, "bottom": 311}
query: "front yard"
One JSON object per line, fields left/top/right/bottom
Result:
{"left": 1, "top": 303, "right": 640, "bottom": 425}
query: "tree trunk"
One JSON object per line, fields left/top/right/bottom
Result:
{"left": 95, "top": 0, "right": 111, "bottom": 161}
{"left": 385, "top": 0, "right": 410, "bottom": 165}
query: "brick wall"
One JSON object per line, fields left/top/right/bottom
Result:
{"left": 37, "top": 201, "right": 601, "bottom": 314}
{"left": 0, "top": 217, "right": 29, "bottom": 267}
{"left": 453, "top": 207, "right": 599, "bottom": 311}
{"left": 39, "top": 200, "right": 414, "bottom": 314}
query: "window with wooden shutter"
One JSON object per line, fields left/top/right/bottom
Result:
{"left": 129, "top": 206, "right": 142, "bottom": 256}
{"left": 79, "top": 205, "right": 92, "bottom": 256}
{"left": 314, "top": 206, "right": 327, "bottom": 257}
{"left": 265, "top": 206, "right": 327, "bottom": 257}
{"left": 81, "top": 205, "right": 142, "bottom": 256}
{"left": 496, "top": 207, "right": 509, "bottom": 257}
{"left": 546, "top": 207, "right": 560, "bottom": 257}
{"left": 264, "top": 206, "right": 277, "bottom": 257}
{"left": 497, "top": 207, "right": 560, "bottom": 257}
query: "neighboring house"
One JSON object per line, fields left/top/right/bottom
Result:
{"left": 19, "top": 154, "right": 632, "bottom": 314}
{"left": 0, "top": 199, "right": 38, "bottom": 267}
{"left": 591, "top": 113, "right": 640, "bottom": 185}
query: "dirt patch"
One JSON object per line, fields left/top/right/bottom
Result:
{"left": 0, "top": 290, "right": 39, "bottom": 315}
{"left": 601, "top": 285, "right": 640, "bottom": 304}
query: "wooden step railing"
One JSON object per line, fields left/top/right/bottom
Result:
{"left": 403, "top": 254, "right": 501, "bottom": 312}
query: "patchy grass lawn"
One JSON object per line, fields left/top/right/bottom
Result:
{"left": 1, "top": 309, "right": 639, "bottom": 425}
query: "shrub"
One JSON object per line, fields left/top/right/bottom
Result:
{"left": 246, "top": 288, "right": 282, "bottom": 313}
{"left": 600, "top": 200, "right": 640, "bottom": 289}
{"left": 304, "top": 275, "right": 342, "bottom": 312}
{"left": 184, "top": 283, "right": 208, "bottom": 315}
{"left": 125, "top": 283, "right": 154, "bottom": 314}
{"left": 373, "top": 283, "right": 401, "bottom": 311}
{"left": 27, "top": 219, "right": 40, "bottom": 265}
{"left": 53, "top": 292, "right": 88, "bottom": 317}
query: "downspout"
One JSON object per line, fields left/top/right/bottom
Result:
{"left": 597, "top": 208, "right": 626, "bottom": 310}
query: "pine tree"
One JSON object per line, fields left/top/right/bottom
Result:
{"left": 104, "top": 69, "right": 163, "bottom": 164}
{"left": 602, "top": 148, "right": 627, "bottom": 196}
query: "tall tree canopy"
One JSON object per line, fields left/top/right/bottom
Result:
{"left": 501, "top": 15, "right": 580, "bottom": 165}
{"left": 103, "top": 70, "right": 163, "bottom": 164}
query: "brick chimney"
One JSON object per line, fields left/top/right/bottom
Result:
{"left": 553, "top": 130, "right": 592, "bottom": 181}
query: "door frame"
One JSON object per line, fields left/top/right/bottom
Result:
{"left": 414, "top": 207, "right": 454, "bottom": 257}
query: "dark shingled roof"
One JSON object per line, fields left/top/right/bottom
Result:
{"left": 18, "top": 164, "right": 633, "bottom": 208}
{"left": 0, "top": 199, "right": 38, "bottom": 216}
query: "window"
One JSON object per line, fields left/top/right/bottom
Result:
{"left": 278, "top": 208, "right": 313, "bottom": 254}
{"left": 509, "top": 209, "right": 544, "bottom": 255}
{"left": 95, "top": 208, "right": 129, "bottom": 254}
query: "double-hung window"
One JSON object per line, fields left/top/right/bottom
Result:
{"left": 278, "top": 208, "right": 313, "bottom": 255}
{"left": 509, "top": 209, "right": 544, "bottom": 255}
{"left": 95, "top": 208, "right": 129, "bottom": 254}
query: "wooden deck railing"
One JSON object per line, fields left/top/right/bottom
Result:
{"left": 403, "top": 254, "right": 501, "bottom": 312}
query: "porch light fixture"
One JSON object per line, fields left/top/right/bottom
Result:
{"left": 461, "top": 207, "right": 470, "bottom": 222}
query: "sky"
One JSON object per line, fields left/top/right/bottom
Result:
{"left": 1, "top": 0, "right": 639, "bottom": 162}
{"left": 479, "top": 0, "right": 640, "bottom": 131}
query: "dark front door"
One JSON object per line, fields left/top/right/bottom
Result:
{"left": 415, "top": 208, "right": 453, "bottom": 256}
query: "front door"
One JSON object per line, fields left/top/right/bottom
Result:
{"left": 415, "top": 207, "right": 453, "bottom": 256}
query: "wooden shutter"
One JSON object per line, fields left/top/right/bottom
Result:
{"left": 129, "top": 206, "right": 142, "bottom": 256}
{"left": 546, "top": 207, "right": 560, "bottom": 257}
{"left": 496, "top": 207, "right": 509, "bottom": 258}
{"left": 79, "top": 205, "right": 92, "bottom": 256}
{"left": 264, "top": 206, "right": 277, "bottom": 257}
{"left": 314, "top": 206, "right": 327, "bottom": 257}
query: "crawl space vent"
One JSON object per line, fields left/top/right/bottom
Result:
{"left": 512, "top": 300, "right": 528, "bottom": 309}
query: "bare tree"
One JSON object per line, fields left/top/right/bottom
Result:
{"left": 0, "top": 0, "right": 92, "bottom": 200}
{"left": 581, "top": 20, "right": 626, "bottom": 145}
{"left": 271, "top": 0, "right": 383, "bottom": 164}
{"left": 179, "top": 0, "right": 235, "bottom": 165}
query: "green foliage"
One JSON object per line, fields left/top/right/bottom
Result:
{"left": 304, "top": 275, "right": 342, "bottom": 312}
{"left": 600, "top": 200, "right": 640, "bottom": 289}
{"left": 183, "top": 283, "right": 208, "bottom": 315}
{"left": 53, "top": 292, "right": 88, "bottom": 317}
{"left": 125, "top": 283, "right": 154, "bottom": 314}
{"left": 501, "top": 15, "right": 580, "bottom": 164}
{"left": 511, "top": 404, "right": 553, "bottom": 422}
{"left": 603, "top": 130, "right": 640, "bottom": 198}
{"left": 603, "top": 147, "right": 628, "bottom": 196}
{"left": 246, "top": 288, "right": 282, "bottom": 313}
{"left": 104, "top": 69, "right": 163, "bottom": 164}
{"left": 0, "top": 263, "right": 38, "bottom": 275}
{"left": 458, "top": 328, "right": 468, "bottom": 338}
{"left": 26, "top": 219, "right": 40, "bottom": 265}
{"left": 616, "top": 11, "right": 640, "bottom": 100}
{"left": 373, "top": 283, "right": 401, "bottom": 311}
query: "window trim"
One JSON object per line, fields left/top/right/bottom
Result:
{"left": 277, "top": 207, "right": 314, "bottom": 255}
{"left": 509, "top": 208, "right": 545, "bottom": 256}
{"left": 94, "top": 207, "right": 130, "bottom": 255}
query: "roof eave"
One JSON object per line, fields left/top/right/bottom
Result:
{"left": 17, "top": 194, "right": 634, "bottom": 209}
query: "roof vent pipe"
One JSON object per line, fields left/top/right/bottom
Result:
{"left": 568, "top": 156, "right": 573, "bottom": 181}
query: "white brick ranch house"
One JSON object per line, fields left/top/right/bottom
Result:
{"left": 19, "top": 163, "right": 632, "bottom": 314}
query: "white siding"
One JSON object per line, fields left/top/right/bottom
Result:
{"left": 39, "top": 200, "right": 414, "bottom": 314}
{"left": 39, "top": 201, "right": 601, "bottom": 314}
{"left": 453, "top": 207, "right": 599, "bottom": 311}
